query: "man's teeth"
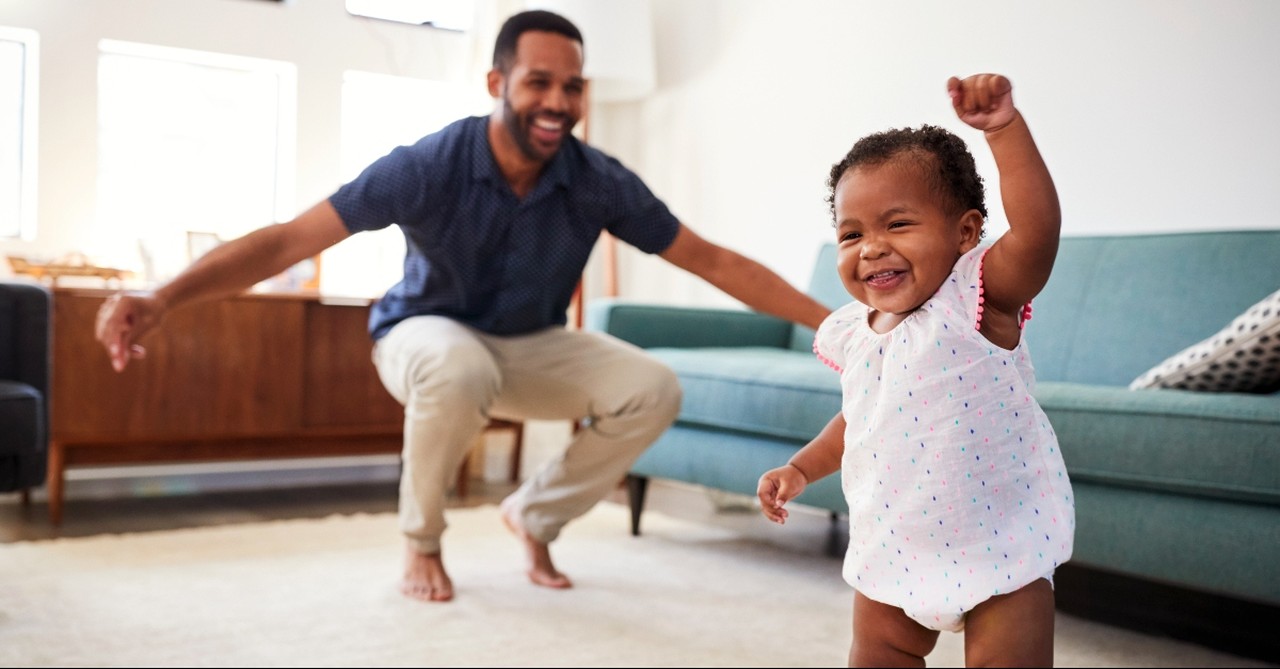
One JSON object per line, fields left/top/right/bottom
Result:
{"left": 534, "top": 118, "right": 562, "bottom": 130}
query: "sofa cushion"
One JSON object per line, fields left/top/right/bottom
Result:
{"left": 647, "top": 347, "right": 841, "bottom": 442}
{"left": 1070, "top": 480, "right": 1280, "bottom": 604}
{"left": 649, "top": 347, "right": 1280, "bottom": 506}
{"left": 631, "top": 424, "right": 847, "bottom": 513}
{"left": 1129, "top": 287, "right": 1280, "bottom": 394}
{"left": 1034, "top": 382, "right": 1280, "bottom": 505}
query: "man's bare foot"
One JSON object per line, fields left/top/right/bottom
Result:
{"left": 400, "top": 544, "right": 454, "bottom": 602}
{"left": 500, "top": 498, "right": 572, "bottom": 589}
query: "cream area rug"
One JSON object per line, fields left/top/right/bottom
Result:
{"left": 0, "top": 502, "right": 1270, "bottom": 668}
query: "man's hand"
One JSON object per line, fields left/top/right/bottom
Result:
{"left": 948, "top": 73, "right": 1016, "bottom": 133}
{"left": 757, "top": 463, "right": 809, "bottom": 525}
{"left": 94, "top": 292, "right": 163, "bottom": 372}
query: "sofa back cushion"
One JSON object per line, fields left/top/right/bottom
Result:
{"left": 794, "top": 231, "right": 1280, "bottom": 387}
{"left": 789, "top": 243, "right": 849, "bottom": 352}
{"left": 1030, "top": 230, "right": 1280, "bottom": 386}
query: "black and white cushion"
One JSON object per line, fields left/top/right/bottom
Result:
{"left": 1130, "top": 288, "right": 1280, "bottom": 394}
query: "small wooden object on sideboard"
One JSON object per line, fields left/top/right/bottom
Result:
{"left": 8, "top": 254, "right": 129, "bottom": 286}
{"left": 48, "top": 288, "right": 406, "bottom": 524}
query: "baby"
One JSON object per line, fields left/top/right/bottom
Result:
{"left": 757, "top": 74, "right": 1074, "bottom": 667}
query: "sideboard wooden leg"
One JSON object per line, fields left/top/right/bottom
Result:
{"left": 46, "top": 441, "right": 65, "bottom": 526}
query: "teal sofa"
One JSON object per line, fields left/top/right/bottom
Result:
{"left": 588, "top": 230, "right": 1280, "bottom": 650}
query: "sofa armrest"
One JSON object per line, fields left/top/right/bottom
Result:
{"left": 0, "top": 280, "right": 51, "bottom": 398}
{"left": 585, "top": 298, "right": 794, "bottom": 349}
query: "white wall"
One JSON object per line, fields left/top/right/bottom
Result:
{"left": 592, "top": 0, "right": 1280, "bottom": 309}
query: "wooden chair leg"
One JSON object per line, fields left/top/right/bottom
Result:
{"left": 20, "top": 487, "right": 30, "bottom": 507}
{"left": 455, "top": 451, "right": 471, "bottom": 499}
{"left": 507, "top": 422, "right": 523, "bottom": 484}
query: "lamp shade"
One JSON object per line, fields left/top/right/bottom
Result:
{"left": 526, "top": 0, "right": 656, "bottom": 102}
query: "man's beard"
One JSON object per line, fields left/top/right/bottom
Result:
{"left": 501, "top": 95, "right": 568, "bottom": 163}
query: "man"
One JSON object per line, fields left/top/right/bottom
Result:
{"left": 95, "top": 10, "right": 830, "bottom": 603}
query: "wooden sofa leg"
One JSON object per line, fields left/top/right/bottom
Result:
{"left": 826, "top": 512, "right": 848, "bottom": 558}
{"left": 625, "top": 474, "right": 648, "bottom": 536}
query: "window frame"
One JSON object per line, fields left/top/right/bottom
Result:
{"left": 1, "top": 26, "right": 39, "bottom": 241}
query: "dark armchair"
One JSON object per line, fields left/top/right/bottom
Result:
{"left": 0, "top": 279, "right": 51, "bottom": 497}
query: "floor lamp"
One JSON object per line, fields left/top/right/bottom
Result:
{"left": 528, "top": 0, "right": 657, "bottom": 299}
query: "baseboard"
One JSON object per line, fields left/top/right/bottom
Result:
{"left": 17, "top": 456, "right": 403, "bottom": 503}
{"left": 1054, "top": 563, "right": 1280, "bottom": 663}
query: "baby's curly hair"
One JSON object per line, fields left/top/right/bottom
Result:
{"left": 826, "top": 124, "right": 987, "bottom": 226}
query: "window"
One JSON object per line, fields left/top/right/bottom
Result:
{"left": 320, "top": 70, "right": 487, "bottom": 298}
{"left": 96, "top": 40, "right": 296, "bottom": 282}
{"left": 1, "top": 27, "right": 38, "bottom": 240}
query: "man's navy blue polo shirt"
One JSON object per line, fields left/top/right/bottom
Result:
{"left": 330, "top": 115, "right": 681, "bottom": 340}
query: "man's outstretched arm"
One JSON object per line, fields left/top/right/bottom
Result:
{"left": 95, "top": 199, "right": 352, "bottom": 371}
{"left": 659, "top": 224, "right": 830, "bottom": 330}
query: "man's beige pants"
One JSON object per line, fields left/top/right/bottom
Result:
{"left": 372, "top": 315, "right": 682, "bottom": 554}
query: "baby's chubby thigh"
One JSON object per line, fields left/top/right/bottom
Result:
{"left": 961, "top": 577, "right": 1057, "bottom": 665}
{"left": 851, "top": 589, "right": 943, "bottom": 664}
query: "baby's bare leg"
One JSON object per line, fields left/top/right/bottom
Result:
{"left": 850, "top": 591, "right": 940, "bottom": 668}
{"left": 964, "top": 577, "right": 1055, "bottom": 667}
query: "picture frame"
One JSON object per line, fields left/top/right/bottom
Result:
{"left": 260, "top": 254, "right": 321, "bottom": 293}
{"left": 186, "top": 231, "right": 223, "bottom": 264}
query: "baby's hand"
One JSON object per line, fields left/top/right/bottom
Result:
{"left": 948, "top": 73, "right": 1016, "bottom": 133}
{"left": 757, "top": 464, "right": 808, "bottom": 525}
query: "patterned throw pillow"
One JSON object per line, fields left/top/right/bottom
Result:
{"left": 1129, "top": 288, "right": 1280, "bottom": 393}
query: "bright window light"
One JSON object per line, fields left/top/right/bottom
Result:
{"left": 321, "top": 70, "right": 488, "bottom": 299}
{"left": 0, "top": 27, "right": 38, "bottom": 241}
{"left": 95, "top": 39, "right": 296, "bottom": 281}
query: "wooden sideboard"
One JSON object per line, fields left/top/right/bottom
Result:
{"left": 48, "top": 288, "right": 407, "bottom": 524}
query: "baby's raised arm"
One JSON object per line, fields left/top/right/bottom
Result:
{"left": 948, "top": 74, "right": 1061, "bottom": 343}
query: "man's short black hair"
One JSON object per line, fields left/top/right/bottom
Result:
{"left": 826, "top": 124, "right": 988, "bottom": 223}
{"left": 492, "top": 10, "right": 584, "bottom": 73}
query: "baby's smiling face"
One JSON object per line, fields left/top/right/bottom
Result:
{"left": 833, "top": 158, "right": 983, "bottom": 323}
